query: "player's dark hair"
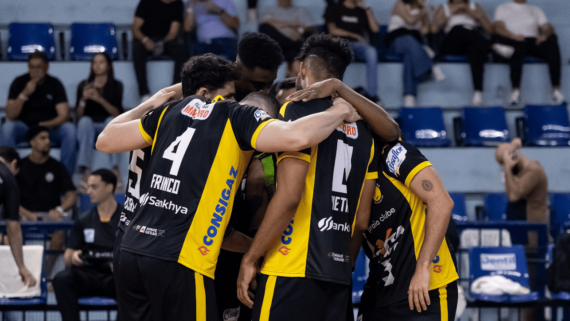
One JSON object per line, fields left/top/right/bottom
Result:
{"left": 238, "top": 33, "right": 284, "bottom": 71}
{"left": 296, "top": 33, "right": 353, "bottom": 79}
{"left": 28, "top": 51, "right": 49, "bottom": 63}
{"left": 181, "top": 53, "right": 239, "bottom": 97}
{"left": 268, "top": 77, "right": 297, "bottom": 97}
{"left": 241, "top": 92, "right": 280, "bottom": 118}
{"left": 0, "top": 147, "right": 21, "bottom": 169}
{"left": 91, "top": 168, "right": 118, "bottom": 192}
{"left": 26, "top": 126, "right": 49, "bottom": 142}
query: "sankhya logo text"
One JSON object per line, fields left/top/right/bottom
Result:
{"left": 139, "top": 193, "right": 188, "bottom": 214}
{"left": 318, "top": 216, "right": 350, "bottom": 232}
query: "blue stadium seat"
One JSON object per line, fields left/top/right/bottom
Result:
{"left": 483, "top": 193, "right": 509, "bottom": 221}
{"left": 70, "top": 23, "right": 119, "bottom": 61}
{"left": 78, "top": 297, "right": 117, "bottom": 306}
{"left": 398, "top": 107, "right": 451, "bottom": 147}
{"left": 7, "top": 23, "right": 56, "bottom": 61}
{"left": 521, "top": 104, "right": 570, "bottom": 147}
{"left": 441, "top": 55, "right": 468, "bottom": 63}
{"left": 469, "top": 245, "right": 539, "bottom": 303}
{"left": 550, "top": 193, "right": 570, "bottom": 240}
{"left": 352, "top": 249, "right": 368, "bottom": 304}
{"left": 449, "top": 193, "right": 468, "bottom": 221}
{"left": 458, "top": 107, "right": 510, "bottom": 146}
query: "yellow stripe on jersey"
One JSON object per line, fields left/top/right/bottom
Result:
{"left": 352, "top": 139, "right": 376, "bottom": 236}
{"left": 405, "top": 161, "right": 432, "bottom": 187}
{"left": 212, "top": 95, "right": 225, "bottom": 102}
{"left": 178, "top": 119, "right": 253, "bottom": 279}
{"left": 365, "top": 171, "right": 378, "bottom": 180}
{"left": 382, "top": 171, "right": 458, "bottom": 291}
{"left": 151, "top": 106, "right": 170, "bottom": 155}
{"left": 279, "top": 101, "right": 292, "bottom": 118}
{"left": 195, "top": 272, "right": 207, "bottom": 321}
{"left": 261, "top": 146, "right": 318, "bottom": 278}
{"left": 439, "top": 284, "right": 448, "bottom": 321}
{"left": 251, "top": 119, "right": 278, "bottom": 150}
{"left": 260, "top": 276, "right": 277, "bottom": 321}
{"left": 138, "top": 120, "right": 153, "bottom": 144}
{"left": 277, "top": 151, "right": 311, "bottom": 164}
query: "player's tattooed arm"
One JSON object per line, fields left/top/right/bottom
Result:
{"left": 408, "top": 166, "right": 453, "bottom": 313}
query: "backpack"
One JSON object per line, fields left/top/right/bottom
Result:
{"left": 548, "top": 233, "right": 570, "bottom": 293}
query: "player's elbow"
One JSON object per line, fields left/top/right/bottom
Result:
{"left": 386, "top": 122, "right": 401, "bottom": 142}
{"left": 96, "top": 133, "right": 113, "bottom": 153}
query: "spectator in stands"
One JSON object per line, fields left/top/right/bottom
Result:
{"left": 75, "top": 53, "right": 124, "bottom": 189}
{"left": 258, "top": 0, "right": 315, "bottom": 77}
{"left": 52, "top": 169, "right": 121, "bottom": 321}
{"left": 324, "top": 0, "right": 380, "bottom": 102}
{"left": 3, "top": 51, "right": 77, "bottom": 174}
{"left": 385, "top": 0, "right": 438, "bottom": 107}
{"left": 493, "top": 0, "right": 564, "bottom": 105}
{"left": 269, "top": 77, "right": 297, "bottom": 106}
{"left": 184, "top": 0, "right": 240, "bottom": 60}
{"left": 17, "top": 127, "right": 77, "bottom": 275}
{"left": 432, "top": 0, "right": 492, "bottom": 106}
{"left": 132, "top": 0, "right": 187, "bottom": 102}
{"left": 0, "top": 147, "right": 37, "bottom": 288}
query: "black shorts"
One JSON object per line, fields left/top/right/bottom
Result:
{"left": 117, "top": 251, "right": 218, "bottom": 321}
{"left": 252, "top": 274, "right": 350, "bottom": 321}
{"left": 215, "top": 249, "right": 251, "bottom": 321}
{"left": 357, "top": 281, "right": 458, "bottom": 321}
{"left": 112, "top": 229, "right": 124, "bottom": 287}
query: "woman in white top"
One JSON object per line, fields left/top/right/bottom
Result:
{"left": 432, "top": 0, "right": 492, "bottom": 106}
{"left": 385, "top": 0, "right": 434, "bottom": 107}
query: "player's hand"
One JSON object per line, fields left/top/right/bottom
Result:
{"left": 237, "top": 259, "right": 257, "bottom": 308}
{"left": 146, "top": 90, "right": 177, "bottom": 110}
{"left": 408, "top": 265, "right": 431, "bottom": 312}
{"left": 334, "top": 97, "right": 362, "bottom": 123}
{"left": 71, "top": 250, "right": 84, "bottom": 266}
{"left": 286, "top": 78, "right": 342, "bottom": 103}
{"left": 18, "top": 266, "right": 37, "bottom": 287}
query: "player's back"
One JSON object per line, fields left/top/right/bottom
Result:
{"left": 121, "top": 95, "right": 275, "bottom": 279}
{"left": 261, "top": 99, "right": 377, "bottom": 285}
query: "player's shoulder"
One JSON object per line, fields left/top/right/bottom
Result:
{"left": 381, "top": 139, "right": 420, "bottom": 156}
{"left": 279, "top": 99, "right": 332, "bottom": 119}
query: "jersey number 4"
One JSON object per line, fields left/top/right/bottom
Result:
{"left": 163, "top": 127, "right": 196, "bottom": 176}
{"left": 332, "top": 140, "right": 353, "bottom": 194}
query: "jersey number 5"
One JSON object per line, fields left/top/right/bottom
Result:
{"left": 163, "top": 127, "right": 196, "bottom": 176}
{"left": 332, "top": 140, "right": 353, "bottom": 194}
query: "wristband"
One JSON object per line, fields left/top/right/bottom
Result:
{"left": 19, "top": 93, "right": 28, "bottom": 101}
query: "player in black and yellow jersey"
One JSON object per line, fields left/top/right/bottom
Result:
{"left": 97, "top": 50, "right": 365, "bottom": 320}
{"left": 352, "top": 139, "right": 458, "bottom": 321}
{"left": 236, "top": 34, "right": 401, "bottom": 321}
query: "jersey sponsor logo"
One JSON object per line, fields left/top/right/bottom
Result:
{"left": 278, "top": 246, "right": 291, "bottom": 255}
{"left": 281, "top": 220, "right": 294, "bottom": 245}
{"left": 367, "top": 208, "right": 396, "bottom": 233}
{"left": 433, "top": 265, "right": 442, "bottom": 273}
{"left": 480, "top": 253, "right": 517, "bottom": 271}
{"left": 123, "top": 196, "right": 138, "bottom": 213}
{"left": 433, "top": 255, "right": 440, "bottom": 264}
{"left": 140, "top": 193, "right": 150, "bottom": 206}
{"left": 328, "top": 251, "right": 351, "bottom": 263}
{"left": 150, "top": 174, "right": 181, "bottom": 194}
{"left": 83, "top": 229, "right": 95, "bottom": 243}
{"left": 374, "top": 186, "right": 383, "bottom": 204}
{"left": 386, "top": 143, "right": 407, "bottom": 177}
{"left": 139, "top": 192, "right": 188, "bottom": 214}
{"left": 253, "top": 109, "right": 270, "bottom": 122}
{"left": 202, "top": 166, "right": 238, "bottom": 247}
{"left": 181, "top": 99, "right": 213, "bottom": 120}
{"left": 136, "top": 225, "right": 164, "bottom": 237}
{"left": 223, "top": 307, "right": 240, "bottom": 321}
{"left": 374, "top": 225, "right": 405, "bottom": 286}
{"left": 331, "top": 195, "right": 350, "bottom": 213}
{"left": 336, "top": 122, "right": 359, "bottom": 139}
{"left": 318, "top": 216, "right": 350, "bottom": 232}
{"left": 45, "top": 172, "right": 54, "bottom": 183}
{"left": 198, "top": 246, "right": 210, "bottom": 255}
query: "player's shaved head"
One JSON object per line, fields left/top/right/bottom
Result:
{"left": 296, "top": 34, "right": 353, "bottom": 81}
{"left": 240, "top": 92, "right": 280, "bottom": 118}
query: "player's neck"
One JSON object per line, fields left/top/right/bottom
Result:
{"left": 97, "top": 197, "right": 117, "bottom": 220}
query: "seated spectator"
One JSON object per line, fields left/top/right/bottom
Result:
{"left": 184, "top": 0, "right": 240, "bottom": 60}
{"left": 386, "top": 0, "right": 436, "bottom": 107}
{"left": 75, "top": 53, "right": 124, "bottom": 189}
{"left": 258, "top": 0, "right": 315, "bottom": 77}
{"left": 325, "top": 0, "right": 381, "bottom": 102}
{"left": 2, "top": 51, "right": 77, "bottom": 174}
{"left": 52, "top": 169, "right": 121, "bottom": 321}
{"left": 432, "top": 0, "right": 492, "bottom": 106}
{"left": 132, "top": 0, "right": 187, "bottom": 102}
{"left": 269, "top": 77, "right": 297, "bottom": 106}
{"left": 493, "top": 0, "right": 563, "bottom": 105}
{"left": 17, "top": 127, "right": 77, "bottom": 275}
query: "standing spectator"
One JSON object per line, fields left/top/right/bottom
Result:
{"left": 258, "top": 0, "right": 315, "bottom": 77}
{"left": 493, "top": 0, "right": 563, "bottom": 105}
{"left": 3, "top": 52, "right": 77, "bottom": 174}
{"left": 17, "top": 127, "right": 77, "bottom": 275}
{"left": 132, "top": 0, "right": 187, "bottom": 102}
{"left": 75, "top": 53, "right": 124, "bottom": 189}
{"left": 432, "top": 0, "right": 492, "bottom": 106}
{"left": 385, "top": 0, "right": 435, "bottom": 107}
{"left": 184, "top": 0, "right": 240, "bottom": 60}
{"left": 324, "top": 0, "right": 381, "bottom": 101}
{"left": 52, "top": 169, "right": 121, "bottom": 321}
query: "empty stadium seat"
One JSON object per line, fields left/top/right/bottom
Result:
{"left": 483, "top": 193, "right": 509, "bottom": 221}
{"left": 398, "top": 107, "right": 451, "bottom": 147}
{"left": 7, "top": 23, "right": 56, "bottom": 61}
{"left": 469, "top": 245, "right": 539, "bottom": 303}
{"left": 70, "top": 23, "right": 119, "bottom": 61}
{"left": 455, "top": 107, "right": 510, "bottom": 146}
{"left": 550, "top": 193, "right": 570, "bottom": 239}
{"left": 517, "top": 104, "right": 570, "bottom": 146}
{"left": 352, "top": 249, "right": 368, "bottom": 304}
{"left": 449, "top": 193, "right": 468, "bottom": 221}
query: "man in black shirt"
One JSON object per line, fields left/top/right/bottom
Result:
{"left": 0, "top": 147, "right": 37, "bottom": 288}
{"left": 53, "top": 169, "right": 121, "bottom": 321}
{"left": 131, "top": 0, "right": 188, "bottom": 100}
{"left": 2, "top": 51, "right": 77, "bottom": 174}
{"left": 324, "top": 0, "right": 380, "bottom": 102}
